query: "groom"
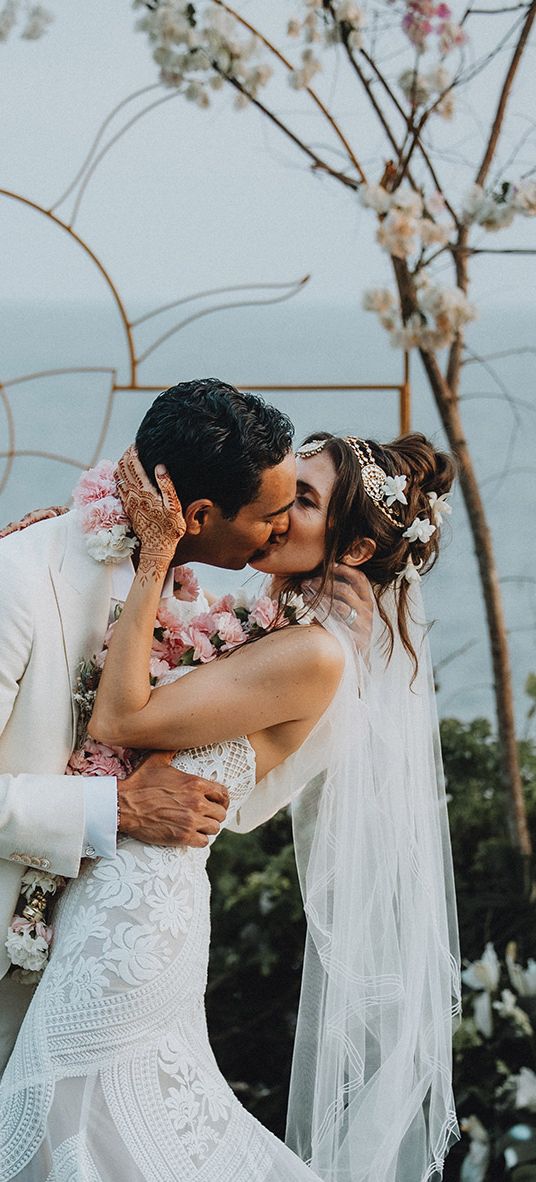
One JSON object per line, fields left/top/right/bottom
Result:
{"left": 0, "top": 376, "right": 370, "bottom": 1075}
{"left": 0, "top": 378, "right": 299, "bottom": 1074}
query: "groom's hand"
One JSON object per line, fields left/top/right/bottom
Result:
{"left": 118, "top": 751, "right": 229, "bottom": 848}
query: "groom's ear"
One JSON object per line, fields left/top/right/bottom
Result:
{"left": 183, "top": 499, "right": 215, "bottom": 536}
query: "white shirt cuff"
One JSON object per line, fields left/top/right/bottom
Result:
{"left": 82, "top": 777, "right": 118, "bottom": 859}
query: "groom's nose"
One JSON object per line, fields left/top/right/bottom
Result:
{"left": 269, "top": 511, "right": 290, "bottom": 538}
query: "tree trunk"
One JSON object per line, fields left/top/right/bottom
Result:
{"left": 418, "top": 348, "right": 532, "bottom": 872}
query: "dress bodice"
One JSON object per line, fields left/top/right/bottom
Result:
{"left": 157, "top": 665, "right": 257, "bottom": 835}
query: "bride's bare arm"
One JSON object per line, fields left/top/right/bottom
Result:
{"left": 89, "top": 447, "right": 343, "bottom": 756}
{"left": 90, "top": 622, "right": 343, "bottom": 751}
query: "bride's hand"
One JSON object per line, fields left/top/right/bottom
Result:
{"left": 308, "top": 566, "right": 374, "bottom": 653}
{"left": 115, "top": 446, "right": 186, "bottom": 582}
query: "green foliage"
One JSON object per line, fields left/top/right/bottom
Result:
{"left": 205, "top": 708, "right": 536, "bottom": 1175}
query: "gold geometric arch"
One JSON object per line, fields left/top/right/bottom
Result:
{"left": 0, "top": 89, "right": 410, "bottom": 510}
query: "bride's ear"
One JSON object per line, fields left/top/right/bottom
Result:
{"left": 340, "top": 537, "right": 376, "bottom": 567}
{"left": 183, "top": 499, "right": 214, "bottom": 535}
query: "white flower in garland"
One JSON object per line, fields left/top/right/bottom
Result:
{"left": 382, "top": 474, "right": 408, "bottom": 507}
{"left": 72, "top": 461, "right": 140, "bottom": 565}
{"left": 20, "top": 870, "right": 62, "bottom": 897}
{"left": 86, "top": 523, "right": 138, "bottom": 565}
{"left": 5, "top": 927, "right": 50, "bottom": 972}
{"left": 403, "top": 516, "right": 437, "bottom": 544}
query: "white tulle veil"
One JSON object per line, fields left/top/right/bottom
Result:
{"left": 286, "top": 583, "right": 461, "bottom": 1182}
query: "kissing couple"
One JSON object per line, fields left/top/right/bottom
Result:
{"left": 0, "top": 378, "right": 461, "bottom": 1182}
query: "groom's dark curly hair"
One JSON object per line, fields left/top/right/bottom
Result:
{"left": 136, "top": 378, "right": 294, "bottom": 520}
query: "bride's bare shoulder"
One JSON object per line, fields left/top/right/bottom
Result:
{"left": 250, "top": 622, "right": 344, "bottom": 684}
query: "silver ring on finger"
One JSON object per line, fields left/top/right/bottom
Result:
{"left": 345, "top": 607, "right": 357, "bottom": 628}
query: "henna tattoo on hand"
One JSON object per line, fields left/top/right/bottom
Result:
{"left": 115, "top": 446, "right": 187, "bottom": 582}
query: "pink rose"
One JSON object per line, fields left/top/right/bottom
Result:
{"left": 213, "top": 612, "right": 246, "bottom": 650}
{"left": 80, "top": 496, "right": 128, "bottom": 535}
{"left": 249, "top": 595, "right": 278, "bottom": 631}
{"left": 183, "top": 625, "right": 215, "bottom": 664}
{"left": 172, "top": 565, "right": 200, "bottom": 603}
{"left": 72, "top": 460, "right": 117, "bottom": 507}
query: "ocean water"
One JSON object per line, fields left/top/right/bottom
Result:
{"left": 0, "top": 298, "right": 534, "bottom": 724}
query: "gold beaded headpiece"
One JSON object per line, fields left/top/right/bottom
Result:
{"left": 344, "top": 437, "right": 406, "bottom": 529}
{"left": 295, "top": 436, "right": 406, "bottom": 530}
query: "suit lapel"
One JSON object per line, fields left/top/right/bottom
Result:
{"left": 49, "top": 512, "right": 112, "bottom": 746}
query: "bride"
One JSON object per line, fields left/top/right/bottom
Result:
{"left": 0, "top": 431, "right": 460, "bottom": 1182}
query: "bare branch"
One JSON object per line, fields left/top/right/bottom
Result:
{"left": 475, "top": 0, "right": 536, "bottom": 186}
{"left": 211, "top": 0, "right": 366, "bottom": 181}
{"left": 469, "top": 3, "right": 532, "bottom": 12}
{"left": 469, "top": 246, "right": 536, "bottom": 253}
{"left": 219, "top": 72, "right": 359, "bottom": 188}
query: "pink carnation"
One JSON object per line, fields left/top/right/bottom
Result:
{"left": 86, "top": 751, "right": 127, "bottom": 777}
{"left": 67, "top": 737, "right": 129, "bottom": 779}
{"left": 10, "top": 916, "right": 33, "bottom": 935}
{"left": 80, "top": 496, "right": 128, "bottom": 535}
{"left": 150, "top": 656, "right": 171, "bottom": 680}
{"left": 210, "top": 594, "right": 236, "bottom": 614}
{"left": 213, "top": 612, "right": 246, "bottom": 650}
{"left": 66, "top": 749, "right": 93, "bottom": 774}
{"left": 249, "top": 595, "right": 278, "bottom": 631}
{"left": 158, "top": 632, "right": 187, "bottom": 666}
{"left": 72, "top": 460, "right": 117, "bottom": 508}
{"left": 156, "top": 601, "right": 183, "bottom": 633}
{"left": 35, "top": 922, "right": 53, "bottom": 945}
{"left": 187, "top": 612, "right": 215, "bottom": 637}
{"left": 173, "top": 565, "right": 200, "bottom": 602}
{"left": 183, "top": 625, "right": 215, "bottom": 663}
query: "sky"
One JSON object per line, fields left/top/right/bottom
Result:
{"left": 0, "top": 2, "right": 534, "bottom": 721}
{"left": 0, "top": 0, "right": 534, "bottom": 310}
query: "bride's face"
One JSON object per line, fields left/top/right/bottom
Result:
{"left": 249, "top": 451, "right": 336, "bottom": 577}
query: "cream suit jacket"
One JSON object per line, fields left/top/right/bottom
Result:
{"left": 0, "top": 510, "right": 112, "bottom": 981}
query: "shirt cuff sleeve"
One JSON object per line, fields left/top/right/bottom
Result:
{"left": 82, "top": 777, "right": 118, "bottom": 859}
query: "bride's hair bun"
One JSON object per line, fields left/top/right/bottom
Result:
{"left": 295, "top": 431, "right": 456, "bottom": 672}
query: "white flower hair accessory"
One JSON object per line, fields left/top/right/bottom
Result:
{"left": 382, "top": 474, "right": 408, "bottom": 507}
{"left": 403, "top": 516, "right": 437, "bottom": 544}
{"left": 398, "top": 554, "right": 423, "bottom": 583}
{"left": 427, "top": 491, "right": 452, "bottom": 525}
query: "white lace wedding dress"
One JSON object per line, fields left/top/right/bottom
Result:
{"left": 0, "top": 669, "right": 322, "bottom": 1182}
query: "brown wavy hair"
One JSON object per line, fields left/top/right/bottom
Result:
{"left": 286, "top": 431, "right": 456, "bottom": 671}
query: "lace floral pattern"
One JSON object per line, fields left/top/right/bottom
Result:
{"left": 0, "top": 671, "right": 322, "bottom": 1182}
